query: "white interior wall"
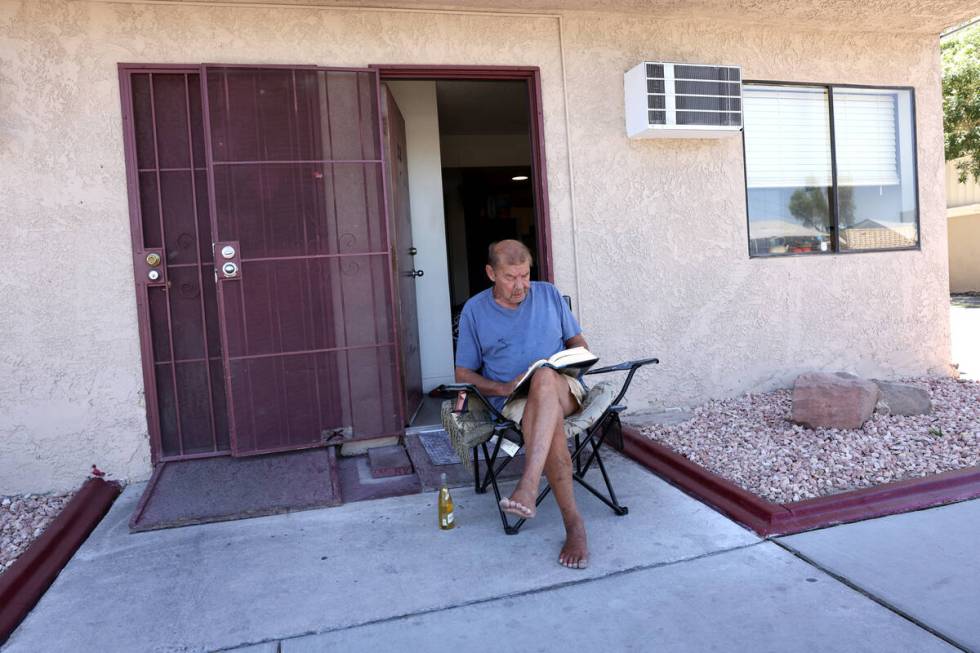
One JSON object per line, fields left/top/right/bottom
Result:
{"left": 385, "top": 81, "right": 457, "bottom": 391}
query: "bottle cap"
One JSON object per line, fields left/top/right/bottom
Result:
{"left": 440, "top": 472, "right": 448, "bottom": 486}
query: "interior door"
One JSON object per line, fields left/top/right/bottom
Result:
{"left": 202, "top": 65, "right": 404, "bottom": 456}
{"left": 381, "top": 86, "right": 424, "bottom": 424}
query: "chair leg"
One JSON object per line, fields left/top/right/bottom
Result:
{"left": 481, "top": 441, "right": 522, "bottom": 535}
{"left": 589, "top": 443, "right": 628, "bottom": 515}
{"left": 473, "top": 445, "right": 483, "bottom": 493}
{"left": 569, "top": 419, "right": 629, "bottom": 516}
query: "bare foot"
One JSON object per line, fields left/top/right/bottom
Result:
{"left": 499, "top": 484, "right": 537, "bottom": 519}
{"left": 558, "top": 521, "right": 589, "bottom": 569}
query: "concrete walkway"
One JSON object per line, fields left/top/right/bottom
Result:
{"left": 3, "top": 452, "right": 977, "bottom": 652}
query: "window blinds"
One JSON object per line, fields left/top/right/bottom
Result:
{"left": 743, "top": 85, "right": 902, "bottom": 189}
{"left": 743, "top": 85, "right": 832, "bottom": 188}
{"left": 832, "top": 89, "right": 900, "bottom": 186}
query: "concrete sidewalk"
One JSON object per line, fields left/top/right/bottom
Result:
{"left": 3, "top": 452, "right": 976, "bottom": 652}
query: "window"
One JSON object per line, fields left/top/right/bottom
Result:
{"left": 742, "top": 83, "right": 918, "bottom": 256}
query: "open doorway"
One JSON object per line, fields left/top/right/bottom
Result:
{"left": 382, "top": 73, "right": 545, "bottom": 431}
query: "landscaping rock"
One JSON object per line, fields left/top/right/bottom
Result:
{"left": 791, "top": 372, "right": 880, "bottom": 429}
{"left": 873, "top": 380, "right": 933, "bottom": 416}
{"left": 640, "top": 375, "right": 980, "bottom": 504}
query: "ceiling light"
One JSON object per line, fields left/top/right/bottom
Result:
{"left": 511, "top": 175, "right": 528, "bottom": 181}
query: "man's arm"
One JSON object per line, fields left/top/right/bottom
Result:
{"left": 565, "top": 334, "right": 589, "bottom": 350}
{"left": 455, "top": 366, "right": 518, "bottom": 398}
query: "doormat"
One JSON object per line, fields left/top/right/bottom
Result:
{"left": 416, "top": 430, "right": 515, "bottom": 465}
{"left": 129, "top": 448, "right": 341, "bottom": 532}
{"left": 417, "top": 430, "right": 461, "bottom": 465}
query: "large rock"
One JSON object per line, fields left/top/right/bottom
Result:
{"left": 873, "top": 380, "right": 933, "bottom": 416}
{"left": 791, "top": 372, "right": 880, "bottom": 430}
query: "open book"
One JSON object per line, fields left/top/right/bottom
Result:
{"left": 505, "top": 347, "right": 598, "bottom": 404}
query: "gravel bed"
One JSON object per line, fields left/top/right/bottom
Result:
{"left": 1, "top": 492, "right": 74, "bottom": 572}
{"left": 639, "top": 376, "right": 980, "bottom": 504}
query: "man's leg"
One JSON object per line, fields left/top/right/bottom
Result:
{"left": 543, "top": 420, "right": 589, "bottom": 568}
{"left": 500, "top": 368, "right": 577, "bottom": 517}
{"left": 498, "top": 368, "right": 588, "bottom": 567}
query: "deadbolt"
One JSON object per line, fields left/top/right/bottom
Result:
{"left": 222, "top": 262, "right": 239, "bottom": 278}
{"left": 145, "top": 252, "right": 161, "bottom": 267}
{"left": 220, "top": 245, "right": 236, "bottom": 259}
{"left": 408, "top": 247, "right": 417, "bottom": 256}
{"left": 147, "top": 269, "right": 161, "bottom": 281}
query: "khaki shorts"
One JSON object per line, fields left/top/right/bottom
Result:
{"left": 501, "top": 374, "right": 586, "bottom": 424}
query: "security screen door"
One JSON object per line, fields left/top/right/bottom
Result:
{"left": 202, "top": 65, "right": 404, "bottom": 456}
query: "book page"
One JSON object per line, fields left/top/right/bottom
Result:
{"left": 505, "top": 348, "right": 598, "bottom": 403}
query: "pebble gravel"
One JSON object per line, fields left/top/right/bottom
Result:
{"left": 1, "top": 492, "right": 73, "bottom": 572}
{"left": 639, "top": 376, "right": 980, "bottom": 504}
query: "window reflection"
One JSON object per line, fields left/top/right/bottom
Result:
{"left": 743, "top": 84, "right": 918, "bottom": 255}
{"left": 743, "top": 85, "right": 833, "bottom": 255}
{"left": 834, "top": 88, "right": 918, "bottom": 251}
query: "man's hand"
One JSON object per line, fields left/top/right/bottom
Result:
{"left": 455, "top": 366, "right": 517, "bottom": 397}
{"left": 500, "top": 373, "right": 524, "bottom": 397}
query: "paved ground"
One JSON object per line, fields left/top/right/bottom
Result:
{"left": 3, "top": 452, "right": 977, "bottom": 652}
{"left": 950, "top": 294, "right": 980, "bottom": 380}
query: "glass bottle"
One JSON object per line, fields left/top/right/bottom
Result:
{"left": 438, "top": 472, "right": 455, "bottom": 530}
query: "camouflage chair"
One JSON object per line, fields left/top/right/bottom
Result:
{"left": 438, "top": 357, "right": 658, "bottom": 535}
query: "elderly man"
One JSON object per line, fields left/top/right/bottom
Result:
{"left": 455, "top": 239, "right": 590, "bottom": 569}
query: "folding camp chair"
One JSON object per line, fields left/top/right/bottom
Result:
{"left": 438, "top": 357, "right": 658, "bottom": 534}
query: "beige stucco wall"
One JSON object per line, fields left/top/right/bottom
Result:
{"left": 949, "top": 213, "right": 980, "bottom": 293}
{"left": 946, "top": 159, "right": 980, "bottom": 293}
{"left": 0, "top": 1, "right": 952, "bottom": 493}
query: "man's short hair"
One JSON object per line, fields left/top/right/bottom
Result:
{"left": 487, "top": 239, "right": 534, "bottom": 269}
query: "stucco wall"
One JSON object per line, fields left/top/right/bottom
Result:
{"left": 0, "top": 1, "right": 951, "bottom": 493}
{"left": 949, "top": 213, "right": 980, "bottom": 293}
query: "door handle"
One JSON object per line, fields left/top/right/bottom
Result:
{"left": 403, "top": 269, "right": 424, "bottom": 278}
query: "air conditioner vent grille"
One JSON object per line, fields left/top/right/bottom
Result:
{"left": 673, "top": 80, "right": 741, "bottom": 97}
{"left": 646, "top": 79, "right": 666, "bottom": 94}
{"left": 645, "top": 63, "right": 665, "bottom": 78}
{"left": 626, "top": 61, "right": 743, "bottom": 138}
{"left": 676, "top": 111, "right": 741, "bottom": 126}
{"left": 675, "top": 95, "right": 741, "bottom": 112}
{"left": 674, "top": 64, "right": 741, "bottom": 82}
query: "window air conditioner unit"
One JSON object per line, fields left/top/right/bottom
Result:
{"left": 625, "top": 61, "right": 742, "bottom": 138}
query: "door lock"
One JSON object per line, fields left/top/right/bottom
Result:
{"left": 404, "top": 269, "right": 424, "bottom": 278}
{"left": 213, "top": 241, "right": 242, "bottom": 281}
{"left": 145, "top": 252, "right": 162, "bottom": 267}
{"left": 408, "top": 247, "right": 417, "bottom": 256}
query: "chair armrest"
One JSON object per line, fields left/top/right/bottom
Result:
{"left": 435, "top": 383, "right": 510, "bottom": 422}
{"left": 585, "top": 357, "right": 659, "bottom": 375}
{"left": 582, "top": 356, "right": 658, "bottom": 410}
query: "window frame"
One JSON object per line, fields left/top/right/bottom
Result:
{"left": 740, "top": 80, "right": 921, "bottom": 259}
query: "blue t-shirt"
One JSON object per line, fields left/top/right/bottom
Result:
{"left": 455, "top": 282, "right": 582, "bottom": 409}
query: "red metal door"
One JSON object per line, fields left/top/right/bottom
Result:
{"left": 201, "top": 65, "right": 404, "bottom": 456}
{"left": 381, "top": 86, "right": 424, "bottom": 424}
{"left": 120, "top": 67, "right": 231, "bottom": 462}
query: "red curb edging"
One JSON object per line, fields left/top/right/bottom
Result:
{"left": 619, "top": 425, "right": 980, "bottom": 536}
{"left": 0, "top": 477, "right": 122, "bottom": 645}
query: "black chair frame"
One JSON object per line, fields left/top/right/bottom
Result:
{"left": 439, "top": 357, "right": 658, "bottom": 534}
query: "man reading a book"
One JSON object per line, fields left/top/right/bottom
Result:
{"left": 455, "top": 239, "right": 591, "bottom": 569}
